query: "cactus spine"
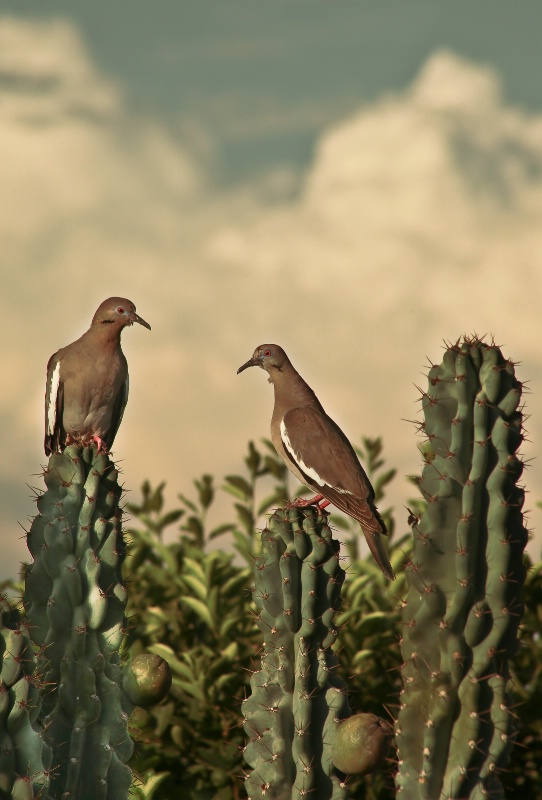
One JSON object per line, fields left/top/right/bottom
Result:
{"left": 396, "top": 338, "right": 528, "bottom": 799}
{"left": 242, "top": 506, "right": 351, "bottom": 800}
{"left": 23, "top": 446, "right": 133, "bottom": 799}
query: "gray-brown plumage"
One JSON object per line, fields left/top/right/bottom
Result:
{"left": 238, "top": 343, "right": 395, "bottom": 580}
{"left": 45, "top": 297, "right": 151, "bottom": 455}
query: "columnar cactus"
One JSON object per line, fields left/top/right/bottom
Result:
{"left": 396, "top": 338, "right": 528, "bottom": 799}
{"left": 242, "top": 506, "right": 351, "bottom": 800}
{"left": 23, "top": 446, "right": 133, "bottom": 799}
{"left": 0, "top": 596, "right": 52, "bottom": 799}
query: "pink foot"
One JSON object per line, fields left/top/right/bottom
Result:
{"left": 286, "top": 494, "right": 331, "bottom": 512}
{"left": 286, "top": 498, "right": 312, "bottom": 508}
{"left": 91, "top": 435, "right": 109, "bottom": 454}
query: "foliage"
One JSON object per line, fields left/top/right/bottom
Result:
{"left": 502, "top": 556, "right": 542, "bottom": 797}
{"left": 123, "top": 442, "right": 292, "bottom": 799}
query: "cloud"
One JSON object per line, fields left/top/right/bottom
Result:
{"left": 208, "top": 49, "right": 542, "bottom": 547}
{"left": 1, "top": 20, "right": 541, "bottom": 579}
{"left": 211, "top": 50, "right": 542, "bottom": 347}
{"left": 0, "top": 17, "right": 201, "bottom": 269}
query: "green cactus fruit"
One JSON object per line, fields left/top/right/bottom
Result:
{"left": 122, "top": 654, "right": 172, "bottom": 708}
{"left": 0, "top": 596, "right": 52, "bottom": 799}
{"left": 242, "top": 506, "right": 351, "bottom": 800}
{"left": 395, "top": 338, "right": 528, "bottom": 800}
{"left": 23, "top": 445, "right": 133, "bottom": 800}
{"left": 331, "top": 713, "right": 393, "bottom": 776}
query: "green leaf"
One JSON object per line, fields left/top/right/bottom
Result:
{"left": 219, "top": 612, "right": 243, "bottom": 639}
{"left": 234, "top": 503, "right": 254, "bottom": 535}
{"left": 208, "top": 523, "right": 236, "bottom": 540}
{"left": 171, "top": 676, "right": 206, "bottom": 703}
{"left": 213, "top": 671, "right": 236, "bottom": 694}
{"left": 148, "top": 482, "right": 166, "bottom": 513}
{"left": 179, "top": 596, "right": 215, "bottom": 630}
{"left": 159, "top": 509, "right": 184, "bottom": 528}
{"left": 351, "top": 611, "right": 391, "bottom": 637}
{"left": 351, "top": 649, "right": 376, "bottom": 669}
{"left": 130, "top": 771, "right": 170, "bottom": 799}
{"left": 374, "top": 468, "right": 397, "bottom": 501}
{"left": 221, "top": 641, "right": 239, "bottom": 661}
{"left": 207, "top": 586, "right": 219, "bottom": 624}
{"left": 147, "top": 645, "right": 193, "bottom": 681}
{"left": 144, "top": 606, "right": 171, "bottom": 623}
{"left": 177, "top": 492, "right": 198, "bottom": 513}
{"left": 182, "top": 557, "right": 207, "bottom": 583}
{"left": 334, "top": 608, "right": 359, "bottom": 627}
{"left": 245, "top": 441, "right": 261, "bottom": 474}
{"left": 182, "top": 574, "right": 208, "bottom": 603}
{"left": 222, "top": 475, "right": 253, "bottom": 501}
{"left": 128, "top": 527, "right": 178, "bottom": 573}
{"left": 220, "top": 571, "right": 251, "bottom": 597}
{"left": 181, "top": 516, "right": 204, "bottom": 541}
{"left": 344, "top": 573, "right": 372, "bottom": 599}
{"left": 195, "top": 474, "right": 215, "bottom": 509}
{"left": 263, "top": 455, "right": 287, "bottom": 480}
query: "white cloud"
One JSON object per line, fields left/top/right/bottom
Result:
{"left": 0, "top": 17, "right": 201, "bottom": 270}
{"left": 1, "top": 21, "right": 541, "bottom": 579}
{"left": 209, "top": 49, "right": 542, "bottom": 548}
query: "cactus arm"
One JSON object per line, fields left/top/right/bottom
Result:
{"left": 243, "top": 507, "right": 350, "bottom": 800}
{"left": 396, "top": 339, "right": 528, "bottom": 800}
{"left": 24, "top": 446, "right": 133, "bottom": 800}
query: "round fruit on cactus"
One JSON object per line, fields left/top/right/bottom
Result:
{"left": 122, "top": 653, "right": 172, "bottom": 707}
{"left": 331, "top": 713, "right": 393, "bottom": 775}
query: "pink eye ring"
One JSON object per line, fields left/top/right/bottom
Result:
{"left": 264, "top": 349, "right": 271, "bottom": 356}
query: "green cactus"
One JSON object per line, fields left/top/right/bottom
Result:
{"left": 0, "top": 595, "right": 52, "bottom": 799}
{"left": 396, "top": 338, "right": 528, "bottom": 799}
{"left": 23, "top": 446, "right": 133, "bottom": 800}
{"left": 242, "top": 506, "right": 353, "bottom": 800}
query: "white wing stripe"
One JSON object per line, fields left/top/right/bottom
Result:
{"left": 117, "top": 375, "right": 129, "bottom": 427}
{"left": 280, "top": 418, "right": 352, "bottom": 494}
{"left": 47, "top": 361, "right": 61, "bottom": 435}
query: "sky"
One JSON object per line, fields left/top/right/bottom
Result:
{"left": 2, "top": 2, "right": 542, "bottom": 580}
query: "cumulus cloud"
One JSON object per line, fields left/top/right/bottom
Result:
{"left": 1, "top": 19, "right": 541, "bottom": 579}
{"left": 209, "top": 49, "right": 542, "bottom": 547}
